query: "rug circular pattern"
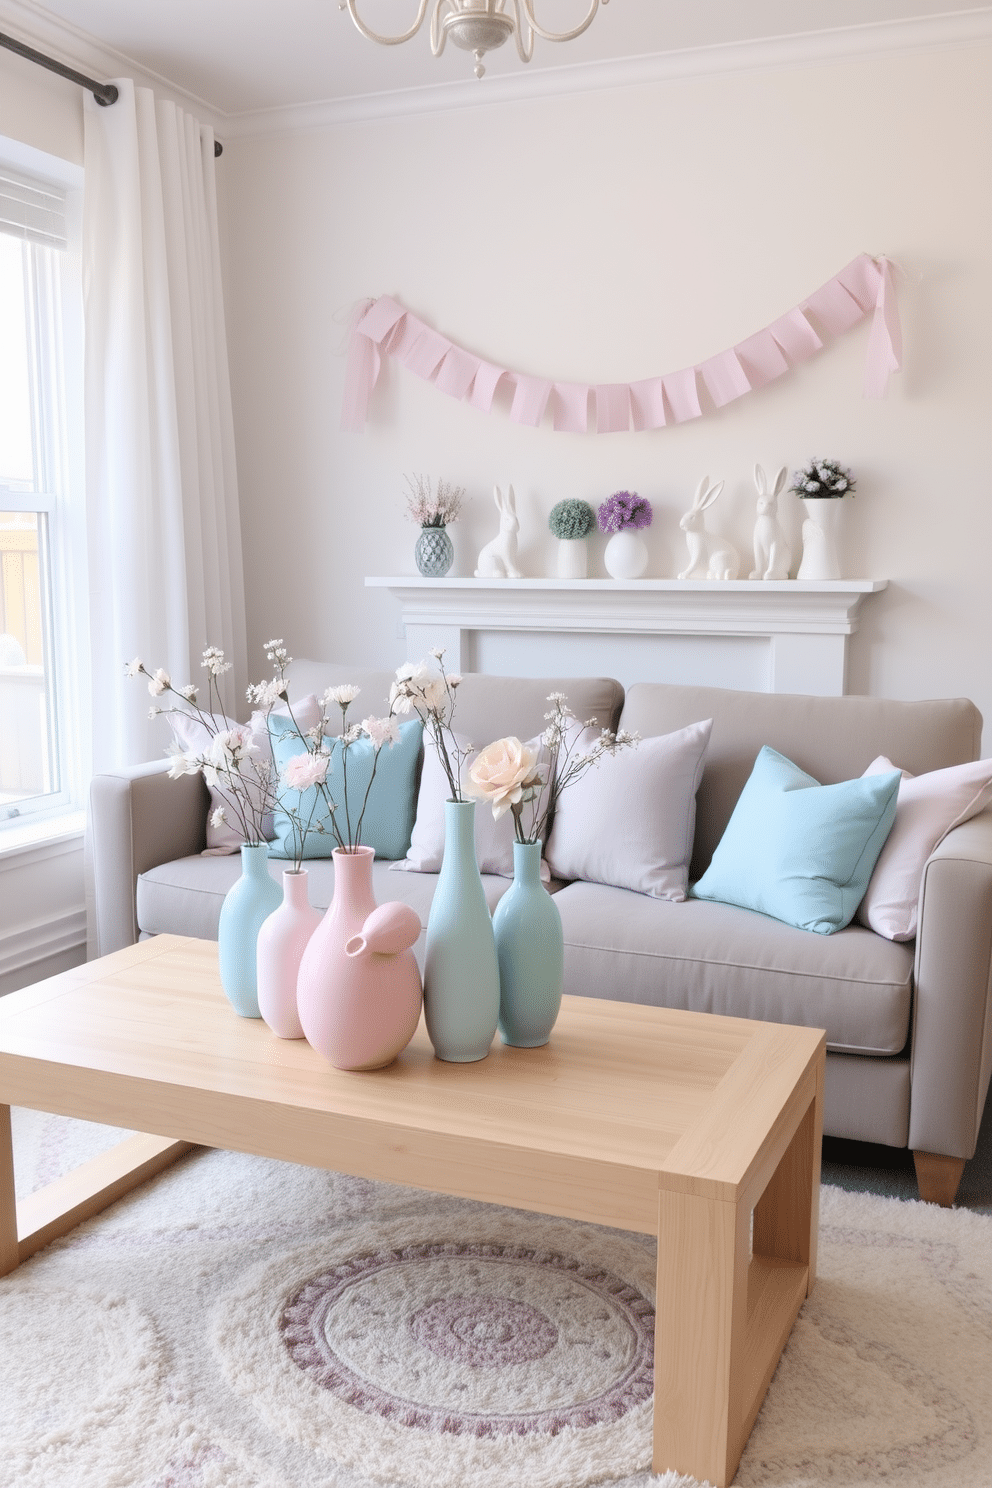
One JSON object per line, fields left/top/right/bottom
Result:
{"left": 213, "top": 1211, "right": 658, "bottom": 1488}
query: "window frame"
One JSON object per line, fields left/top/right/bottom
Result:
{"left": 0, "top": 139, "right": 85, "bottom": 833}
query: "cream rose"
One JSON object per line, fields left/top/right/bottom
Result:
{"left": 467, "top": 736, "right": 542, "bottom": 820}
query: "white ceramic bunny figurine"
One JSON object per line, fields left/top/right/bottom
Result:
{"left": 750, "top": 464, "right": 792, "bottom": 580}
{"left": 678, "top": 477, "right": 740, "bottom": 580}
{"left": 474, "top": 484, "right": 522, "bottom": 578}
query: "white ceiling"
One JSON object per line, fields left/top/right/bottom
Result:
{"left": 7, "top": 0, "right": 989, "bottom": 118}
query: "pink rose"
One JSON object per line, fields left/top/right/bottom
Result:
{"left": 467, "top": 736, "right": 542, "bottom": 820}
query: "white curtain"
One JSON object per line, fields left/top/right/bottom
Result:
{"left": 82, "top": 79, "right": 246, "bottom": 772}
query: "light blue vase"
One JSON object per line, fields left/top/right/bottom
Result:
{"left": 217, "top": 842, "right": 283, "bottom": 1018}
{"left": 493, "top": 840, "right": 564, "bottom": 1048}
{"left": 424, "top": 799, "right": 500, "bottom": 1062}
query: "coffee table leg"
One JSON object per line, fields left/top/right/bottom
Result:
{"left": 652, "top": 1070, "right": 823, "bottom": 1488}
{"left": 0, "top": 1109, "right": 195, "bottom": 1276}
{"left": 653, "top": 1183, "right": 751, "bottom": 1488}
{"left": 1, "top": 1105, "right": 18, "bottom": 1275}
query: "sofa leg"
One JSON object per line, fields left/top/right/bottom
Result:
{"left": 912, "top": 1151, "right": 965, "bottom": 1207}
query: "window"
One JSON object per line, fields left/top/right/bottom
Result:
{"left": 0, "top": 153, "right": 84, "bottom": 830}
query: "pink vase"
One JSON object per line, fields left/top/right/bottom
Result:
{"left": 256, "top": 869, "right": 322, "bottom": 1039}
{"left": 296, "top": 845, "right": 424, "bottom": 1070}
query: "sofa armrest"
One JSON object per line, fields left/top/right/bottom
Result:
{"left": 88, "top": 761, "right": 209, "bottom": 957}
{"left": 909, "top": 806, "right": 992, "bottom": 1159}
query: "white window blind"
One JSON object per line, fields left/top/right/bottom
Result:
{"left": 0, "top": 169, "right": 68, "bottom": 251}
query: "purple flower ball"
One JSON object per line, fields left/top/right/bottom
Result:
{"left": 597, "top": 491, "right": 653, "bottom": 534}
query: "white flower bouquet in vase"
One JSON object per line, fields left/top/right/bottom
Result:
{"left": 789, "top": 458, "right": 856, "bottom": 581}
{"left": 128, "top": 641, "right": 288, "bottom": 1017}
{"left": 285, "top": 684, "right": 423, "bottom": 1071}
{"left": 468, "top": 695, "right": 638, "bottom": 1047}
{"left": 389, "top": 649, "right": 500, "bottom": 1063}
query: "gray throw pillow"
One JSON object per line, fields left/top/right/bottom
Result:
{"left": 544, "top": 718, "right": 712, "bottom": 898}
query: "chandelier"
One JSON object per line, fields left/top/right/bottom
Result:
{"left": 340, "top": 0, "right": 609, "bottom": 79}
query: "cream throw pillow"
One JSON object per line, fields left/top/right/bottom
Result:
{"left": 392, "top": 731, "right": 550, "bottom": 879}
{"left": 857, "top": 754, "right": 992, "bottom": 940}
{"left": 544, "top": 718, "right": 712, "bottom": 898}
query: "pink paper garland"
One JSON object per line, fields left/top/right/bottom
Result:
{"left": 341, "top": 254, "right": 901, "bottom": 434}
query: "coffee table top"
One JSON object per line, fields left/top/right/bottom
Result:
{"left": 0, "top": 935, "right": 824, "bottom": 1234}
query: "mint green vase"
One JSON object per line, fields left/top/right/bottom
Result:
{"left": 423, "top": 800, "right": 500, "bottom": 1062}
{"left": 493, "top": 840, "right": 564, "bottom": 1048}
{"left": 217, "top": 842, "right": 283, "bottom": 1018}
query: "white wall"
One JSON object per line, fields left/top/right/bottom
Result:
{"left": 0, "top": 47, "right": 83, "bottom": 163}
{"left": 222, "top": 40, "right": 992, "bottom": 746}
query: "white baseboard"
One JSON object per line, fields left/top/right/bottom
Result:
{"left": 0, "top": 907, "right": 87, "bottom": 988}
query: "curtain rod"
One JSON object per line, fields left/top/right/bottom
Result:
{"left": 0, "top": 29, "right": 223, "bottom": 155}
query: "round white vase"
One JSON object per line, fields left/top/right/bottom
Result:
{"left": 556, "top": 537, "right": 587, "bottom": 579}
{"left": 604, "top": 529, "right": 649, "bottom": 580}
{"left": 797, "top": 498, "right": 844, "bottom": 581}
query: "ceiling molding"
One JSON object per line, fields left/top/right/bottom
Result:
{"left": 0, "top": 0, "right": 224, "bottom": 126}
{"left": 220, "top": 8, "right": 992, "bottom": 138}
{"left": 3, "top": 1, "right": 990, "bottom": 140}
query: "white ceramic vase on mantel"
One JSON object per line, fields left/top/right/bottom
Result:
{"left": 556, "top": 537, "right": 588, "bottom": 579}
{"left": 797, "top": 498, "right": 844, "bottom": 581}
{"left": 604, "top": 530, "right": 649, "bottom": 580}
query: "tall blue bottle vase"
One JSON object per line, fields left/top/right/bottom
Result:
{"left": 217, "top": 841, "right": 283, "bottom": 1018}
{"left": 493, "top": 839, "right": 564, "bottom": 1048}
{"left": 424, "top": 799, "right": 500, "bottom": 1062}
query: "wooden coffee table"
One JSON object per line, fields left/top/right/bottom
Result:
{"left": 0, "top": 934, "right": 824, "bottom": 1487}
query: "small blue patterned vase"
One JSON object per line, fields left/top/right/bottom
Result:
{"left": 415, "top": 526, "right": 454, "bottom": 578}
{"left": 217, "top": 842, "right": 283, "bottom": 1018}
{"left": 493, "top": 840, "right": 564, "bottom": 1047}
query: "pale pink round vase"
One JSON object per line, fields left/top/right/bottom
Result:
{"left": 296, "top": 845, "right": 423, "bottom": 1070}
{"left": 256, "top": 869, "right": 322, "bottom": 1039}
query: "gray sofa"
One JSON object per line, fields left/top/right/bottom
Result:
{"left": 89, "top": 661, "right": 992, "bottom": 1207}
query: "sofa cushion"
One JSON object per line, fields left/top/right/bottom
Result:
{"left": 544, "top": 718, "right": 712, "bottom": 899}
{"left": 617, "top": 683, "right": 982, "bottom": 880}
{"left": 285, "top": 662, "right": 625, "bottom": 742}
{"left": 692, "top": 746, "right": 901, "bottom": 934}
{"left": 553, "top": 880, "right": 914, "bottom": 1056}
{"left": 856, "top": 754, "right": 992, "bottom": 940}
{"left": 135, "top": 853, "right": 513, "bottom": 963}
{"left": 268, "top": 717, "right": 422, "bottom": 861}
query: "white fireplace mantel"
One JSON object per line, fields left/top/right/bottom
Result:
{"left": 366, "top": 577, "right": 887, "bottom": 696}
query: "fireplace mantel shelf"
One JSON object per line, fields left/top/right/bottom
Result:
{"left": 366, "top": 577, "right": 886, "bottom": 634}
{"left": 366, "top": 577, "right": 887, "bottom": 697}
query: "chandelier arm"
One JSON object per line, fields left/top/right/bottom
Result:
{"left": 342, "top": 0, "right": 432, "bottom": 47}
{"left": 510, "top": 0, "right": 535, "bottom": 62}
{"left": 430, "top": 0, "right": 451, "bottom": 57}
{"left": 518, "top": 0, "right": 604, "bottom": 44}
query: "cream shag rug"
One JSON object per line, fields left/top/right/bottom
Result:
{"left": 3, "top": 1109, "right": 991, "bottom": 1488}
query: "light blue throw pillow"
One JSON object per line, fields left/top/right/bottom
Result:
{"left": 268, "top": 717, "right": 423, "bottom": 862}
{"left": 691, "top": 745, "right": 901, "bottom": 934}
